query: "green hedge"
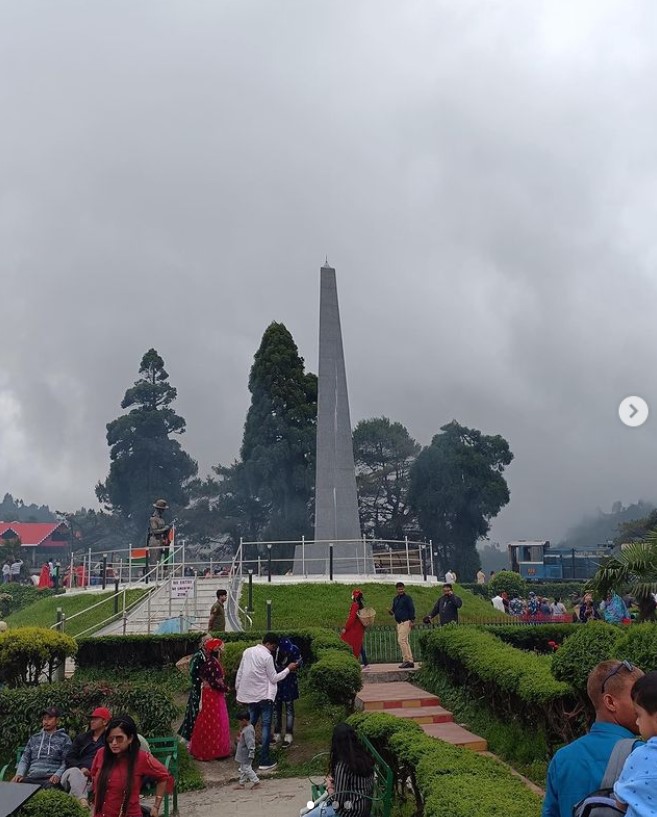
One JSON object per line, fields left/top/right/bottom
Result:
{"left": 419, "top": 626, "right": 579, "bottom": 746}
{"left": 0, "top": 584, "right": 61, "bottom": 618}
{"left": 462, "top": 581, "right": 585, "bottom": 601}
{"left": 16, "top": 789, "right": 88, "bottom": 817}
{"left": 616, "top": 624, "right": 657, "bottom": 671}
{"left": 0, "top": 627, "right": 77, "bottom": 686}
{"left": 348, "top": 712, "right": 542, "bottom": 817}
{"left": 0, "top": 679, "right": 178, "bottom": 766}
{"left": 551, "top": 621, "right": 620, "bottom": 691}
{"left": 481, "top": 623, "right": 578, "bottom": 652}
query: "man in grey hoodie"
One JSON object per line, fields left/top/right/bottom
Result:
{"left": 11, "top": 707, "right": 72, "bottom": 788}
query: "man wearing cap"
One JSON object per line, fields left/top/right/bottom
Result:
{"left": 11, "top": 707, "right": 72, "bottom": 788}
{"left": 60, "top": 707, "right": 110, "bottom": 807}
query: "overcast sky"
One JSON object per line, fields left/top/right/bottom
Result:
{"left": 1, "top": 0, "right": 657, "bottom": 546}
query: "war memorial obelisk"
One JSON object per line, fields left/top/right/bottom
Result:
{"left": 295, "top": 262, "right": 371, "bottom": 574}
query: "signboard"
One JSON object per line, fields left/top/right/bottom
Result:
{"left": 170, "top": 578, "right": 195, "bottom": 599}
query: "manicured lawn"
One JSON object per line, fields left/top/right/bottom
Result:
{"left": 241, "top": 581, "right": 505, "bottom": 630}
{"left": 6, "top": 589, "right": 147, "bottom": 636}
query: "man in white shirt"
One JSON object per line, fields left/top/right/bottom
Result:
{"left": 235, "top": 633, "right": 298, "bottom": 773}
{"left": 491, "top": 593, "right": 506, "bottom": 612}
{"left": 444, "top": 570, "right": 457, "bottom": 584}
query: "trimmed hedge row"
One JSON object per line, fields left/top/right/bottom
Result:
{"left": 481, "top": 623, "right": 578, "bottom": 652}
{"left": 419, "top": 626, "right": 580, "bottom": 745}
{"left": 348, "top": 712, "right": 542, "bottom": 817}
{"left": 0, "top": 627, "right": 77, "bottom": 686}
{"left": 462, "top": 581, "right": 585, "bottom": 601}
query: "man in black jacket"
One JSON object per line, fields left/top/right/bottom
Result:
{"left": 389, "top": 582, "right": 416, "bottom": 669}
{"left": 423, "top": 584, "right": 462, "bottom": 626}
{"left": 60, "top": 706, "right": 110, "bottom": 807}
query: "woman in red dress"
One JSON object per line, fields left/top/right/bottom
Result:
{"left": 340, "top": 589, "right": 368, "bottom": 669}
{"left": 37, "top": 563, "right": 51, "bottom": 588}
{"left": 91, "top": 714, "right": 172, "bottom": 817}
{"left": 188, "top": 637, "right": 232, "bottom": 761}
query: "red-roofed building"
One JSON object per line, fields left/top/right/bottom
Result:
{"left": 0, "top": 521, "right": 71, "bottom": 564}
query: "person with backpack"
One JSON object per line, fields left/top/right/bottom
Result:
{"left": 542, "top": 659, "right": 644, "bottom": 817}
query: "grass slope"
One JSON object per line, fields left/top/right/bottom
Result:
{"left": 6, "top": 589, "right": 146, "bottom": 636}
{"left": 241, "top": 582, "right": 504, "bottom": 629}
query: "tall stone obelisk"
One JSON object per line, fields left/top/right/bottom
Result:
{"left": 295, "top": 262, "right": 369, "bottom": 574}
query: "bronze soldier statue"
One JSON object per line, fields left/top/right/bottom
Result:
{"left": 148, "top": 499, "right": 172, "bottom": 564}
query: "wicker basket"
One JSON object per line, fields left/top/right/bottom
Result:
{"left": 357, "top": 607, "right": 376, "bottom": 627}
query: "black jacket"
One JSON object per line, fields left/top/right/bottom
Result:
{"left": 65, "top": 730, "right": 105, "bottom": 770}
{"left": 428, "top": 593, "right": 462, "bottom": 625}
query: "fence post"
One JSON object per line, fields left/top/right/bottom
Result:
{"left": 128, "top": 546, "right": 132, "bottom": 585}
{"left": 248, "top": 570, "right": 253, "bottom": 612}
{"left": 101, "top": 554, "right": 107, "bottom": 590}
{"left": 429, "top": 540, "right": 434, "bottom": 580}
{"left": 147, "top": 591, "right": 152, "bottom": 635}
{"left": 266, "top": 599, "right": 272, "bottom": 630}
{"left": 267, "top": 545, "right": 272, "bottom": 583}
{"left": 301, "top": 535, "right": 305, "bottom": 575}
{"left": 421, "top": 545, "right": 427, "bottom": 582}
{"left": 405, "top": 537, "right": 410, "bottom": 576}
{"left": 114, "top": 579, "right": 120, "bottom": 613}
{"left": 363, "top": 535, "right": 367, "bottom": 576}
{"left": 239, "top": 537, "right": 244, "bottom": 578}
{"left": 87, "top": 548, "right": 92, "bottom": 589}
{"left": 54, "top": 608, "right": 65, "bottom": 681}
{"left": 329, "top": 544, "right": 334, "bottom": 581}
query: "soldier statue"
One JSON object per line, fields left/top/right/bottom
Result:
{"left": 148, "top": 499, "right": 172, "bottom": 564}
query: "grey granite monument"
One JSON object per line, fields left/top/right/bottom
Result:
{"left": 294, "top": 262, "right": 371, "bottom": 574}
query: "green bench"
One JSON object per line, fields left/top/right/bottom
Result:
{"left": 1, "top": 737, "right": 178, "bottom": 817}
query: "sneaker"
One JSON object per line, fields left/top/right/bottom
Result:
{"left": 284, "top": 734, "right": 293, "bottom": 745}
{"left": 258, "top": 762, "right": 278, "bottom": 773}
{"left": 400, "top": 661, "right": 415, "bottom": 669}
{"left": 272, "top": 733, "right": 281, "bottom": 743}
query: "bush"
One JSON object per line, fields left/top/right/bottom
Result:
{"left": 460, "top": 583, "right": 490, "bottom": 599}
{"left": 615, "top": 624, "right": 657, "bottom": 671}
{"left": 482, "top": 623, "right": 578, "bottom": 652}
{"left": 489, "top": 570, "right": 527, "bottom": 598}
{"left": 307, "top": 651, "right": 362, "bottom": 706}
{"left": 0, "top": 679, "right": 178, "bottom": 763}
{"left": 551, "top": 621, "right": 620, "bottom": 691}
{"left": 348, "top": 712, "right": 542, "bottom": 817}
{"left": 0, "top": 627, "right": 77, "bottom": 686}
{"left": 0, "top": 584, "right": 59, "bottom": 617}
{"left": 16, "top": 789, "right": 88, "bottom": 817}
{"left": 419, "top": 625, "right": 578, "bottom": 746}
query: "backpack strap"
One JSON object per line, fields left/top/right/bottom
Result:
{"left": 599, "top": 739, "right": 639, "bottom": 789}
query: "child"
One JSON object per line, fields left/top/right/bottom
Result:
{"left": 234, "top": 711, "right": 259, "bottom": 789}
{"left": 614, "top": 671, "right": 657, "bottom": 816}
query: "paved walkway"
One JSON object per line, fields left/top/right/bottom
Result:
{"left": 153, "top": 778, "right": 310, "bottom": 817}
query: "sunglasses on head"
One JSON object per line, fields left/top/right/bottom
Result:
{"left": 601, "top": 660, "right": 635, "bottom": 693}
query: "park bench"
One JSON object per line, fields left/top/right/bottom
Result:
{"left": 1, "top": 737, "right": 179, "bottom": 817}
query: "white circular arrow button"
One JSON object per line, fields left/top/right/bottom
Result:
{"left": 619, "top": 396, "right": 649, "bottom": 427}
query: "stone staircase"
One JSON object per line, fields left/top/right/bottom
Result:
{"left": 355, "top": 664, "right": 487, "bottom": 752}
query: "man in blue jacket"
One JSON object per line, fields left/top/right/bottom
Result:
{"left": 12, "top": 707, "right": 72, "bottom": 788}
{"left": 542, "top": 659, "right": 644, "bottom": 817}
{"left": 389, "top": 582, "right": 415, "bottom": 669}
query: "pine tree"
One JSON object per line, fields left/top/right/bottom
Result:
{"left": 96, "top": 349, "right": 198, "bottom": 538}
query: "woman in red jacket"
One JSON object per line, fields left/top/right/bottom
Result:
{"left": 91, "top": 715, "right": 172, "bottom": 817}
{"left": 340, "top": 589, "right": 369, "bottom": 669}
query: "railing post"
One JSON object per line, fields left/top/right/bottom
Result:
{"left": 87, "top": 548, "right": 92, "bottom": 589}
{"left": 114, "top": 579, "right": 120, "bottom": 613}
{"left": 429, "top": 540, "right": 434, "bottom": 580}
{"left": 147, "top": 591, "right": 152, "bottom": 635}
{"left": 239, "top": 537, "right": 244, "bottom": 578}
{"left": 266, "top": 599, "right": 272, "bottom": 630}
{"left": 329, "top": 544, "right": 334, "bottom": 581}
{"left": 267, "top": 544, "right": 272, "bottom": 583}
{"left": 248, "top": 570, "right": 253, "bottom": 612}
{"left": 405, "top": 537, "right": 410, "bottom": 576}
{"left": 363, "top": 535, "right": 368, "bottom": 575}
{"left": 258, "top": 556, "right": 261, "bottom": 577}
{"left": 128, "top": 546, "right": 132, "bottom": 585}
{"left": 102, "top": 554, "right": 107, "bottom": 590}
{"left": 301, "top": 535, "right": 305, "bottom": 575}
{"left": 421, "top": 545, "right": 427, "bottom": 582}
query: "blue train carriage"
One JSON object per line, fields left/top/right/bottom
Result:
{"left": 508, "top": 540, "right": 616, "bottom": 581}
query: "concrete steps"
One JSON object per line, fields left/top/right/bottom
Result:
{"left": 355, "top": 665, "right": 487, "bottom": 752}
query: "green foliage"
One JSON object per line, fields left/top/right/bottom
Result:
{"left": 408, "top": 421, "right": 513, "bottom": 580}
{"left": 0, "top": 627, "right": 77, "bottom": 686}
{"left": 488, "top": 570, "right": 527, "bottom": 597}
{"left": 353, "top": 417, "right": 421, "bottom": 540}
{"left": 0, "top": 584, "right": 58, "bottom": 617}
{"left": 587, "top": 535, "right": 657, "bottom": 610}
{"left": 551, "top": 621, "right": 620, "bottom": 690}
{"left": 482, "top": 623, "right": 577, "bottom": 652}
{"left": 76, "top": 633, "right": 203, "bottom": 669}
{"left": 348, "top": 712, "right": 542, "bottom": 817}
{"left": 15, "top": 789, "right": 88, "bottom": 817}
{"left": 419, "top": 625, "right": 578, "bottom": 746}
{"left": 615, "top": 624, "right": 657, "bottom": 671}
{"left": 95, "top": 348, "right": 198, "bottom": 538}
{"left": 0, "top": 679, "right": 177, "bottom": 760}
{"left": 307, "top": 651, "right": 362, "bottom": 706}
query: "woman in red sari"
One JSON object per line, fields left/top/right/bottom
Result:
{"left": 37, "top": 563, "right": 51, "bottom": 588}
{"left": 188, "top": 637, "right": 232, "bottom": 761}
{"left": 91, "top": 714, "right": 172, "bottom": 817}
{"left": 340, "top": 589, "right": 368, "bottom": 669}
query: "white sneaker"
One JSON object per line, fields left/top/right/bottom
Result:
{"left": 258, "top": 762, "right": 278, "bottom": 772}
{"left": 273, "top": 733, "right": 281, "bottom": 743}
{"left": 284, "top": 734, "right": 293, "bottom": 745}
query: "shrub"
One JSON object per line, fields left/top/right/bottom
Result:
{"left": 615, "top": 624, "right": 657, "bottom": 671}
{"left": 551, "top": 621, "right": 620, "bottom": 691}
{"left": 16, "top": 789, "right": 88, "bottom": 817}
{"left": 482, "top": 623, "right": 578, "bottom": 652}
{"left": 0, "top": 679, "right": 178, "bottom": 762}
{"left": 0, "top": 627, "right": 77, "bottom": 686}
{"left": 349, "top": 712, "right": 542, "bottom": 817}
{"left": 0, "top": 584, "right": 59, "bottom": 617}
{"left": 488, "top": 570, "right": 527, "bottom": 598}
{"left": 307, "top": 651, "right": 362, "bottom": 706}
